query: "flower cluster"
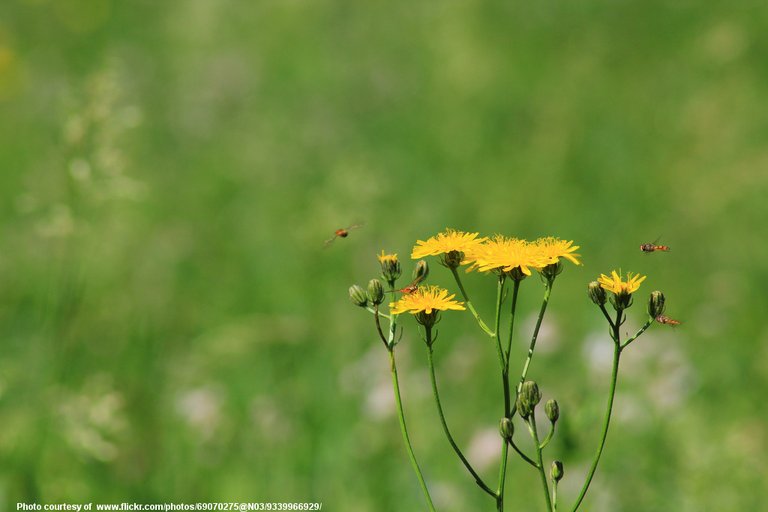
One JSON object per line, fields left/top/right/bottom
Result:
{"left": 412, "top": 228, "right": 581, "bottom": 279}
{"left": 348, "top": 226, "right": 669, "bottom": 512}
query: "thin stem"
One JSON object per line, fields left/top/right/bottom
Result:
{"left": 511, "top": 279, "right": 553, "bottom": 416}
{"left": 367, "top": 306, "right": 391, "bottom": 320}
{"left": 504, "top": 280, "right": 522, "bottom": 369}
{"left": 529, "top": 414, "right": 553, "bottom": 512}
{"left": 621, "top": 318, "right": 653, "bottom": 350}
{"left": 495, "top": 439, "right": 509, "bottom": 512}
{"left": 569, "top": 310, "right": 623, "bottom": 512}
{"left": 492, "top": 274, "right": 510, "bottom": 511}
{"left": 373, "top": 306, "right": 389, "bottom": 349}
{"left": 389, "top": 349, "right": 437, "bottom": 512}
{"left": 598, "top": 304, "right": 614, "bottom": 330}
{"left": 553, "top": 479, "right": 559, "bottom": 512}
{"left": 425, "top": 331, "right": 496, "bottom": 498}
{"left": 540, "top": 422, "right": 555, "bottom": 449}
{"left": 502, "top": 280, "right": 521, "bottom": 416}
{"left": 451, "top": 267, "right": 494, "bottom": 336}
{"left": 509, "top": 438, "right": 538, "bottom": 468}
{"left": 492, "top": 276, "right": 508, "bottom": 409}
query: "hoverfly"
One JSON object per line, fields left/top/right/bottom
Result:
{"left": 640, "top": 237, "right": 670, "bottom": 253}
{"left": 386, "top": 274, "right": 427, "bottom": 295}
{"left": 324, "top": 223, "right": 363, "bottom": 247}
{"left": 655, "top": 314, "right": 682, "bottom": 326}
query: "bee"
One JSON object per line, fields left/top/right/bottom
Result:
{"left": 655, "top": 314, "right": 682, "bottom": 326}
{"left": 324, "top": 223, "right": 363, "bottom": 247}
{"left": 640, "top": 237, "right": 670, "bottom": 253}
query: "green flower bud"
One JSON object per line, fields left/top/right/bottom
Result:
{"left": 545, "top": 399, "right": 559, "bottom": 423}
{"left": 499, "top": 417, "right": 514, "bottom": 440}
{"left": 648, "top": 290, "right": 666, "bottom": 318}
{"left": 521, "top": 380, "right": 541, "bottom": 409}
{"left": 551, "top": 460, "right": 564, "bottom": 482}
{"left": 367, "top": 279, "right": 384, "bottom": 306}
{"left": 441, "top": 250, "right": 463, "bottom": 269}
{"left": 588, "top": 281, "right": 607, "bottom": 306}
{"left": 516, "top": 392, "right": 532, "bottom": 418}
{"left": 412, "top": 260, "right": 429, "bottom": 283}
{"left": 349, "top": 285, "right": 368, "bottom": 308}
{"left": 540, "top": 262, "right": 563, "bottom": 281}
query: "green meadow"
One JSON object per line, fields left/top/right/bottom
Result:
{"left": 1, "top": 1, "right": 767, "bottom": 510}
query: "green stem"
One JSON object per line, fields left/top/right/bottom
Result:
{"left": 367, "top": 306, "right": 391, "bottom": 320}
{"left": 529, "top": 414, "right": 553, "bottom": 512}
{"left": 540, "top": 422, "right": 555, "bottom": 449}
{"left": 503, "top": 280, "right": 521, "bottom": 415}
{"left": 451, "top": 267, "right": 494, "bottom": 336}
{"left": 495, "top": 439, "right": 509, "bottom": 512}
{"left": 425, "top": 331, "right": 496, "bottom": 498}
{"left": 553, "top": 480, "right": 559, "bottom": 512}
{"left": 570, "top": 310, "right": 622, "bottom": 512}
{"left": 512, "top": 279, "right": 553, "bottom": 416}
{"left": 509, "top": 438, "right": 538, "bottom": 468}
{"left": 621, "top": 318, "right": 653, "bottom": 350}
{"left": 389, "top": 349, "right": 437, "bottom": 512}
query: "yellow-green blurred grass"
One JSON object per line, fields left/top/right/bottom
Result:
{"left": 0, "top": 0, "right": 767, "bottom": 511}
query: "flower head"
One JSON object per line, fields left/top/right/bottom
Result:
{"left": 378, "top": 250, "right": 401, "bottom": 283}
{"left": 389, "top": 285, "right": 466, "bottom": 316}
{"left": 411, "top": 229, "right": 486, "bottom": 269}
{"left": 535, "top": 237, "right": 581, "bottom": 266}
{"left": 377, "top": 250, "right": 398, "bottom": 265}
{"left": 598, "top": 270, "right": 646, "bottom": 295}
{"left": 467, "top": 236, "right": 545, "bottom": 278}
{"left": 598, "top": 270, "right": 646, "bottom": 310}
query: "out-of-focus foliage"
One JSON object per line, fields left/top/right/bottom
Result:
{"left": 0, "top": 1, "right": 766, "bottom": 511}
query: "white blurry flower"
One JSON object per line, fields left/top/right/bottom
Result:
{"left": 175, "top": 386, "right": 222, "bottom": 440}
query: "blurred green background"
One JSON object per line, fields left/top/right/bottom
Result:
{"left": 1, "top": 0, "right": 767, "bottom": 510}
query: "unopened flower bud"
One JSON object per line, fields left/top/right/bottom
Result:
{"left": 349, "top": 285, "right": 368, "bottom": 308}
{"left": 516, "top": 392, "right": 532, "bottom": 418}
{"left": 648, "top": 290, "right": 666, "bottom": 318}
{"left": 412, "top": 260, "right": 429, "bottom": 283}
{"left": 378, "top": 251, "right": 401, "bottom": 284}
{"left": 521, "top": 380, "right": 541, "bottom": 408}
{"left": 441, "top": 250, "right": 463, "bottom": 269}
{"left": 367, "top": 279, "right": 384, "bottom": 306}
{"left": 545, "top": 399, "right": 559, "bottom": 423}
{"left": 588, "top": 281, "right": 606, "bottom": 306}
{"left": 551, "top": 460, "right": 564, "bottom": 482}
{"left": 499, "top": 417, "right": 514, "bottom": 441}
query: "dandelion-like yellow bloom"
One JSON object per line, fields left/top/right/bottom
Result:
{"left": 389, "top": 285, "right": 466, "bottom": 315}
{"left": 467, "top": 236, "right": 545, "bottom": 276}
{"left": 598, "top": 270, "right": 646, "bottom": 295}
{"left": 535, "top": 237, "right": 582, "bottom": 266}
{"left": 411, "top": 228, "right": 486, "bottom": 260}
{"left": 377, "top": 250, "right": 398, "bottom": 264}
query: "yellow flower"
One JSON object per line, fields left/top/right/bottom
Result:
{"left": 411, "top": 228, "right": 486, "bottom": 261}
{"left": 389, "top": 285, "right": 466, "bottom": 315}
{"left": 535, "top": 237, "right": 582, "bottom": 266}
{"left": 598, "top": 270, "right": 646, "bottom": 295}
{"left": 377, "top": 250, "right": 398, "bottom": 265}
{"left": 467, "top": 236, "right": 545, "bottom": 277}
